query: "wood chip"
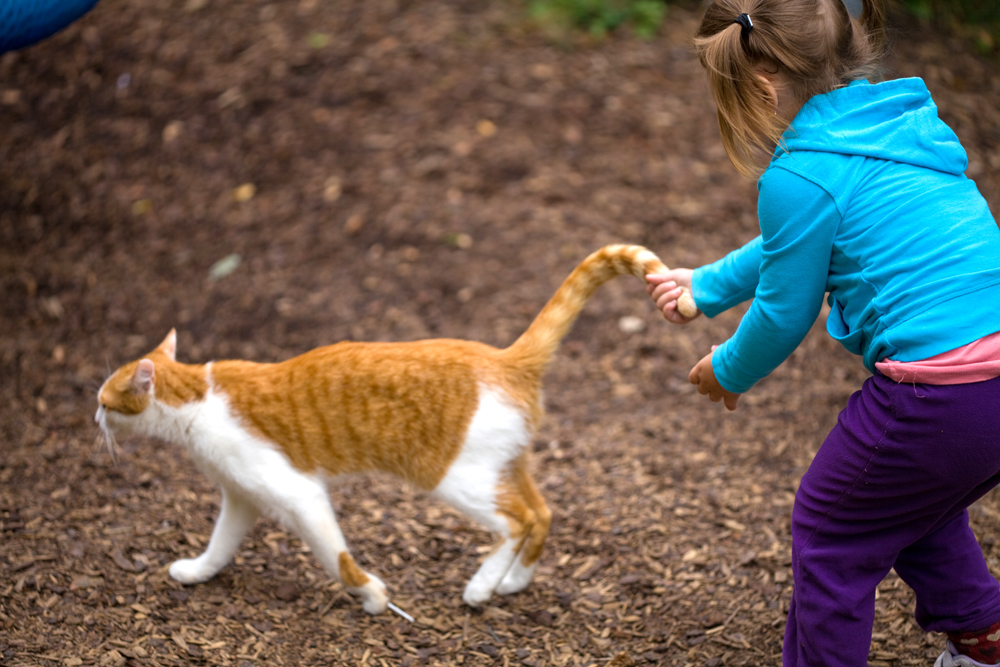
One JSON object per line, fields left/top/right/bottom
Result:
{"left": 110, "top": 548, "right": 135, "bottom": 572}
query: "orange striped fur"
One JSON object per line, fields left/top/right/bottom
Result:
{"left": 95, "top": 244, "right": 672, "bottom": 614}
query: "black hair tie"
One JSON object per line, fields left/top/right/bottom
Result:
{"left": 734, "top": 12, "right": 753, "bottom": 36}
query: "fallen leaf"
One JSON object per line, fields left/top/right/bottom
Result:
{"left": 308, "top": 32, "right": 330, "bottom": 48}
{"left": 208, "top": 254, "right": 241, "bottom": 281}
{"left": 476, "top": 119, "right": 497, "bottom": 137}
{"left": 232, "top": 183, "right": 256, "bottom": 202}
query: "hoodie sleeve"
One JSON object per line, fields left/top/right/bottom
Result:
{"left": 710, "top": 167, "right": 839, "bottom": 394}
{"left": 692, "top": 236, "right": 762, "bottom": 317}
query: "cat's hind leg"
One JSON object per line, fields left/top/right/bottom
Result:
{"left": 465, "top": 525, "right": 525, "bottom": 606}
{"left": 432, "top": 387, "right": 543, "bottom": 607}
{"left": 495, "top": 456, "right": 551, "bottom": 596}
{"left": 435, "top": 456, "right": 549, "bottom": 607}
{"left": 170, "top": 487, "right": 259, "bottom": 584}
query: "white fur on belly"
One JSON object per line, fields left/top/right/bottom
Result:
{"left": 432, "top": 386, "right": 529, "bottom": 530}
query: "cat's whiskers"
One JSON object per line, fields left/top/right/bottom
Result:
{"left": 95, "top": 427, "right": 120, "bottom": 464}
{"left": 104, "top": 428, "right": 120, "bottom": 464}
{"left": 94, "top": 405, "right": 120, "bottom": 463}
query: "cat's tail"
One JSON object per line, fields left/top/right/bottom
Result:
{"left": 501, "top": 244, "right": 696, "bottom": 370}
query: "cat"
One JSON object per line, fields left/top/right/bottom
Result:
{"left": 95, "top": 244, "right": 696, "bottom": 614}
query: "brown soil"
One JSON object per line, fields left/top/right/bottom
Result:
{"left": 3, "top": 1, "right": 1000, "bottom": 666}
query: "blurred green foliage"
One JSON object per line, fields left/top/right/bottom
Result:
{"left": 899, "top": 0, "right": 1000, "bottom": 54}
{"left": 526, "top": 0, "right": 1000, "bottom": 52}
{"left": 528, "top": 0, "right": 668, "bottom": 39}
{"left": 900, "top": 0, "right": 1000, "bottom": 24}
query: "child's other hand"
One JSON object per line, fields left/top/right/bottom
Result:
{"left": 689, "top": 349, "right": 740, "bottom": 411}
{"left": 646, "top": 269, "right": 699, "bottom": 324}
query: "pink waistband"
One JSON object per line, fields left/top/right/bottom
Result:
{"left": 875, "top": 330, "right": 1000, "bottom": 385}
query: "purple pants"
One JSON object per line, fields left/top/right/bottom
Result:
{"left": 784, "top": 372, "right": 1000, "bottom": 666}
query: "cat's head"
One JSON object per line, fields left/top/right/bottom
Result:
{"left": 95, "top": 329, "right": 179, "bottom": 440}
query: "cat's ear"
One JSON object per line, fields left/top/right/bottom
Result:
{"left": 131, "top": 359, "right": 156, "bottom": 395}
{"left": 157, "top": 329, "right": 177, "bottom": 361}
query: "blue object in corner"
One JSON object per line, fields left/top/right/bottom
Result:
{"left": 0, "top": 0, "right": 101, "bottom": 53}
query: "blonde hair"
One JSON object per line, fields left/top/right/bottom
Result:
{"left": 695, "top": 0, "right": 887, "bottom": 177}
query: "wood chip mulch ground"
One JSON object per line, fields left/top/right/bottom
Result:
{"left": 3, "top": 1, "right": 1000, "bottom": 665}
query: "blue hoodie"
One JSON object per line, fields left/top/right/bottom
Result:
{"left": 0, "top": 0, "right": 100, "bottom": 53}
{"left": 693, "top": 78, "right": 1000, "bottom": 394}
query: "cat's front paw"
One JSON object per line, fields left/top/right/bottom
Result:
{"left": 169, "top": 558, "right": 217, "bottom": 585}
{"left": 462, "top": 578, "right": 494, "bottom": 608}
{"left": 350, "top": 573, "right": 389, "bottom": 615}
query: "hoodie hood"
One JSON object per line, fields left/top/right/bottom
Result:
{"left": 775, "top": 78, "right": 968, "bottom": 175}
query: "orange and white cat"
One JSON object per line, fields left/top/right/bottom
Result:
{"left": 95, "top": 245, "right": 696, "bottom": 614}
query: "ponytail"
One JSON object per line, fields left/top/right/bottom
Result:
{"left": 859, "top": 0, "right": 887, "bottom": 55}
{"left": 695, "top": 0, "right": 887, "bottom": 177}
{"left": 695, "top": 12, "right": 788, "bottom": 178}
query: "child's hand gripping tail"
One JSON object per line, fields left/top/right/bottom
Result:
{"left": 645, "top": 270, "right": 699, "bottom": 322}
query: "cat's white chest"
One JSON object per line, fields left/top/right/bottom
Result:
{"left": 179, "top": 389, "right": 289, "bottom": 488}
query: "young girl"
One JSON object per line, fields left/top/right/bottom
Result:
{"left": 646, "top": 0, "right": 1000, "bottom": 665}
